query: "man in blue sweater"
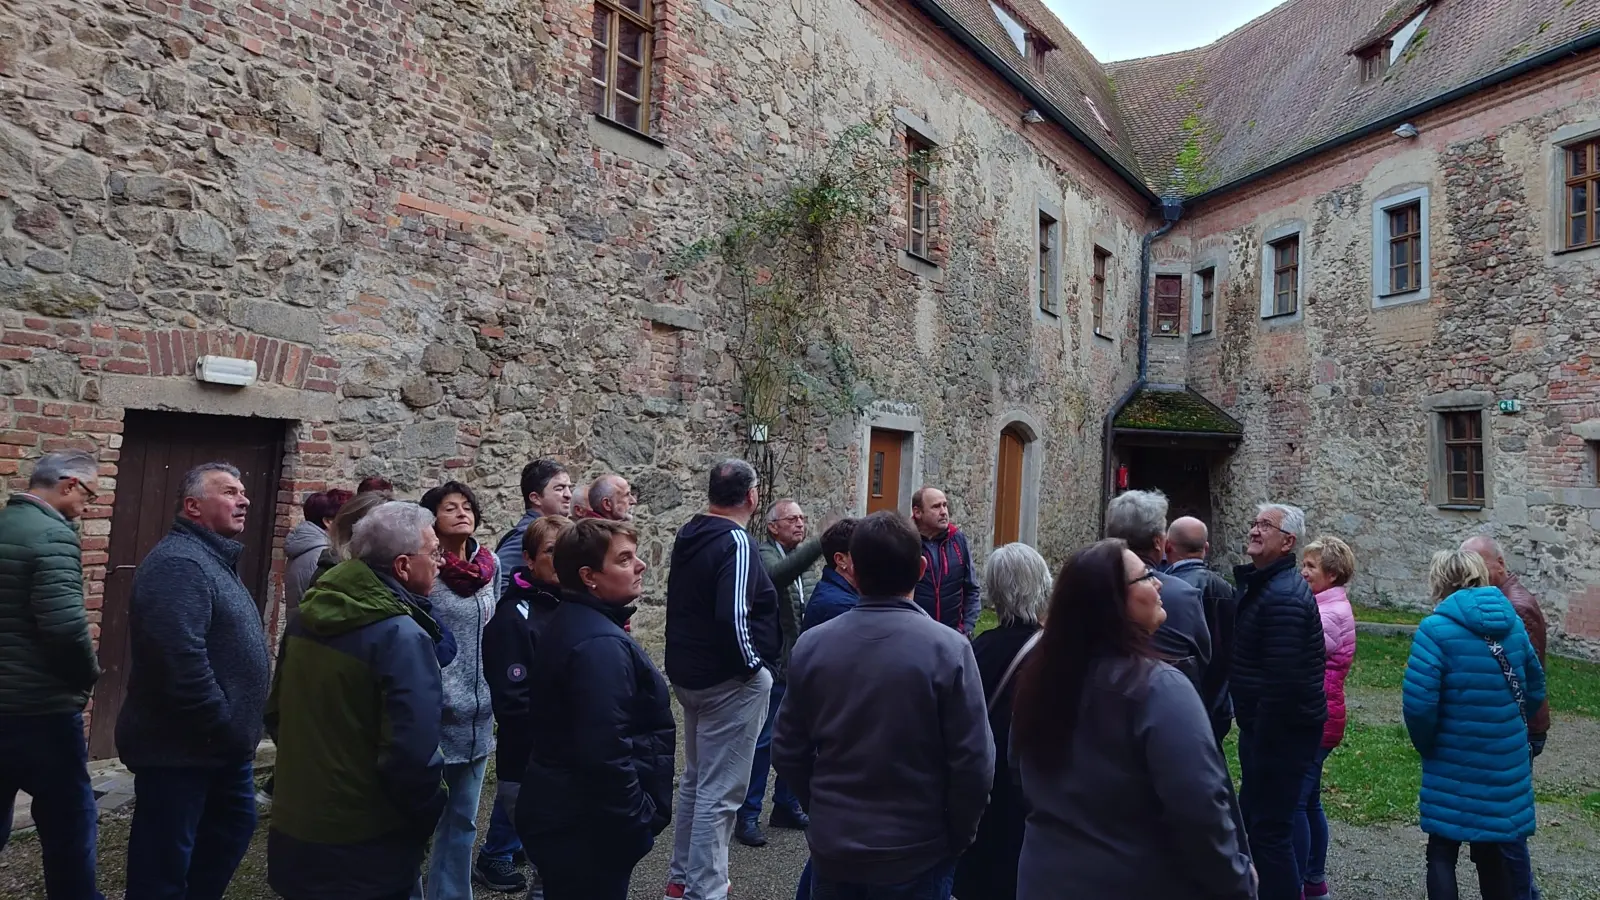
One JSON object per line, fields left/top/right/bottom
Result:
{"left": 117, "top": 462, "right": 271, "bottom": 900}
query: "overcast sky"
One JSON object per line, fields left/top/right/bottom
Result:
{"left": 1042, "top": 0, "right": 1288, "bottom": 62}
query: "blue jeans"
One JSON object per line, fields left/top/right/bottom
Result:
{"left": 413, "top": 758, "right": 488, "bottom": 900}
{"left": 1292, "top": 746, "right": 1334, "bottom": 886}
{"left": 1426, "top": 835, "right": 1515, "bottom": 900}
{"left": 1237, "top": 723, "right": 1322, "bottom": 900}
{"left": 479, "top": 779, "right": 523, "bottom": 864}
{"left": 0, "top": 712, "right": 104, "bottom": 900}
{"left": 811, "top": 858, "right": 956, "bottom": 900}
{"left": 125, "top": 762, "right": 258, "bottom": 900}
{"left": 740, "top": 678, "right": 797, "bottom": 822}
{"left": 797, "top": 860, "right": 812, "bottom": 900}
{"left": 1499, "top": 839, "right": 1541, "bottom": 900}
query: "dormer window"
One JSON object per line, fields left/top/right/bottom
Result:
{"left": 1084, "top": 95, "right": 1112, "bottom": 136}
{"left": 1360, "top": 48, "right": 1389, "bottom": 82}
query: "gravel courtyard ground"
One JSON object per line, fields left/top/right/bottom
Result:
{"left": 3, "top": 605, "right": 1596, "bottom": 900}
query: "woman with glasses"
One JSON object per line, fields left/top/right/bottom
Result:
{"left": 1404, "top": 550, "right": 1544, "bottom": 900}
{"left": 1011, "top": 539, "right": 1254, "bottom": 900}
{"left": 414, "top": 481, "right": 501, "bottom": 900}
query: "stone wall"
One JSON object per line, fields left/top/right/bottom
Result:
{"left": 0, "top": 0, "right": 1156, "bottom": 677}
{"left": 1155, "top": 51, "right": 1600, "bottom": 655}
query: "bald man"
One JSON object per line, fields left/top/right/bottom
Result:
{"left": 1462, "top": 537, "right": 1549, "bottom": 744}
{"left": 1165, "top": 516, "right": 1240, "bottom": 741}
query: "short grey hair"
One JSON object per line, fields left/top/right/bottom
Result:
{"left": 589, "top": 474, "right": 628, "bottom": 510}
{"left": 985, "top": 543, "right": 1052, "bottom": 626}
{"left": 347, "top": 501, "right": 435, "bottom": 569}
{"left": 1105, "top": 489, "right": 1169, "bottom": 553}
{"left": 765, "top": 498, "right": 800, "bottom": 525}
{"left": 176, "top": 462, "right": 241, "bottom": 512}
{"left": 1258, "top": 502, "right": 1306, "bottom": 543}
{"left": 28, "top": 450, "right": 98, "bottom": 490}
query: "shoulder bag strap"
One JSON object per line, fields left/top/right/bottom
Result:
{"left": 1483, "top": 637, "right": 1529, "bottom": 735}
{"left": 988, "top": 630, "right": 1045, "bottom": 714}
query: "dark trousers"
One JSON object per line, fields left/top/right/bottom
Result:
{"left": 1499, "top": 839, "right": 1541, "bottom": 900}
{"left": 741, "top": 678, "right": 798, "bottom": 822}
{"left": 1426, "top": 835, "right": 1516, "bottom": 900}
{"left": 126, "top": 762, "right": 258, "bottom": 900}
{"left": 1237, "top": 722, "right": 1322, "bottom": 900}
{"left": 811, "top": 858, "right": 957, "bottom": 900}
{"left": 0, "top": 712, "right": 104, "bottom": 900}
{"left": 1292, "top": 746, "right": 1334, "bottom": 886}
{"left": 524, "top": 828, "right": 651, "bottom": 900}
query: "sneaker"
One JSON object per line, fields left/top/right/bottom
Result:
{"left": 472, "top": 856, "right": 528, "bottom": 893}
{"left": 770, "top": 806, "right": 810, "bottom": 830}
{"left": 1304, "top": 882, "right": 1330, "bottom": 899}
{"left": 734, "top": 817, "right": 768, "bottom": 847}
{"left": 663, "top": 883, "right": 686, "bottom": 900}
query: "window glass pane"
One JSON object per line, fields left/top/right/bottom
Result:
{"left": 618, "top": 19, "right": 647, "bottom": 61}
{"left": 871, "top": 452, "right": 885, "bottom": 496}
{"left": 1392, "top": 266, "right": 1410, "bottom": 293}
{"left": 1572, "top": 146, "right": 1590, "bottom": 178}
{"left": 1450, "top": 474, "right": 1469, "bottom": 501}
{"left": 615, "top": 97, "right": 642, "bottom": 131}
{"left": 619, "top": 0, "right": 646, "bottom": 12}
{"left": 616, "top": 58, "right": 642, "bottom": 98}
{"left": 1473, "top": 473, "right": 1485, "bottom": 500}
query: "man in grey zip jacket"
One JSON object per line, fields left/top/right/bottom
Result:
{"left": 774, "top": 511, "right": 992, "bottom": 891}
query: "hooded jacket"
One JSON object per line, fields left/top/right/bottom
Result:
{"left": 116, "top": 519, "right": 272, "bottom": 769}
{"left": 516, "top": 591, "right": 675, "bottom": 843}
{"left": 914, "top": 524, "right": 981, "bottom": 633}
{"left": 1403, "top": 586, "right": 1545, "bottom": 843}
{"left": 284, "top": 520, "right": 329, "bottom": 620}
{"left": 801, "top": 567, "right": 859, "bottom": 633}
{"left": 265, "top": 559, "right": 447, "bottom": 900}
{"left": 1316, "top": 585, "right": 1357, "bottom": 750}
{"left": 664, "top": 515, "right": 781, "bottom": 691}
{"left": 482, "top": 567, "right": 561, "bottom": 778}
{"left": 1230, "top": 556, "right": 1326, "bottom": 732}
{"left": 0, "top": 495, "right": 99, "bottom": 714}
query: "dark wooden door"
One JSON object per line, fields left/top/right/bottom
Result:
{"left": 1125, "top": 447, "right": 1213, "bottom": 530}
{"left": 867, "top": 429, "right": 904, "bottom": 515}
{"left": 89, "top": 411, "right": 286, "bottom": 759}
{"left": 993, "top": 427, "right": 1024, "bottom": 547}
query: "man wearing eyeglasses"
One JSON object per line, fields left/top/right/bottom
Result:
{"left": 736, "top": 499, "right": 824, "bottom": 848}
{"left": 0, "top": 450, "right": 105, "bottom": 900}
{"left": 1231, "top": 503, "right": 1327, "bottom": 900}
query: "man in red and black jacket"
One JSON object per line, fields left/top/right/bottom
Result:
{"left": 911, "top": 487, "right": 981, "bottom": 635}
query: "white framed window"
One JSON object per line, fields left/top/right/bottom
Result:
{"left": 1259, "top": 228, "right": 1303, "bottom": 320}
{"left": 1192, "top": 266, "right": 1216, "bottom": 335}
{"left": 1373, "top": 187, "right": 1431, "bottom": 306}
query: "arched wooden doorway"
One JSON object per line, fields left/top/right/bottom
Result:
{"left": 993, "top": 425, "right": 1028, "bottom": 547}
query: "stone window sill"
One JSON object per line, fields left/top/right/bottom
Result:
{"left": 1554, "top": 242, "right": 1600, "bottom": 257}
{"left": 1436, "top": 504, "right": 1485, "bottom": 512}
{"left": 1093, "top": 331, "right": 1114, "bottom": 343}
{"left": 897, "top": 250, "right": 944, "bottom": 282}
{"left": 589, "top": 115, "right": 668, "bottom": 166}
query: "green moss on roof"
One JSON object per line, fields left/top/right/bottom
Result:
{"left": 1114, "top": 387, "right": 1243, "bottom": 434}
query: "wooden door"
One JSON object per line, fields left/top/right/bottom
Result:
{"left": 89, "top": 411, "right": 286, "bottom": 759}
{"left": 867, "top": 429, "right": 904, "bottom": 514}
{"left": 993, "top": 427, "right": 1025, "bottom": 546}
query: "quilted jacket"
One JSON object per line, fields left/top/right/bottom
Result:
{"left": 1403, "top": 586, "right": 1546, "bottom": 843}
{"left": 0, "top": 495, "right": 99, "bottom": 713}
{"left": 1315, "top": 585, "right": 1356, "bottom": 749}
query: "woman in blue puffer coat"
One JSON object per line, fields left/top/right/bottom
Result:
{"left": 1403, "top": 549, "right": 1545, "bottom": 900}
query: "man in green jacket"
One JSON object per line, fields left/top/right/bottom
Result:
{"left": 0, "top": 449, "right": 104, "bottom": 900}
{"left": 265, "top": 501, "right": 449, "bottom": 900}
{"left": 735, "top": 498, "right": 824, "bottom": 848}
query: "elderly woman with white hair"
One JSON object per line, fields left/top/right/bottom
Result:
{"left": 952, "top": 542, "right": 1052, "bottom": 900}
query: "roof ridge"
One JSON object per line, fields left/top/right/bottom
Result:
{"left": 1104, "top": 45, "right": 1210, "bottom": 69}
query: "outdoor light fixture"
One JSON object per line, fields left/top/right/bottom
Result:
{"left": 197, "top": 355, "right": 259, "bottom": 387}
{"left": 1022, "top": 109, "right": 1044, "bottom": 125}
{"left": 1393, "top": 123, "right": 1419, "bottom": 139}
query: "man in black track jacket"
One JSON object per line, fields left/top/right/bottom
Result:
{"left": 663, "top": 459, "right": 780, "bottom": 900}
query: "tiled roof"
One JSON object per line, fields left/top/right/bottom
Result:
{"left": 1105, "top": 0, "right": 1600, "bottom": 198}
{"left": 1114, "top": 386, "right": 1243, "bottom": 434}
{"left": 920, "top": 0, "right": 1600, "bottom": 201}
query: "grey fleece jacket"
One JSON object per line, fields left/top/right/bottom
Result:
{"left": 116, "top": 519, "right": 271, "bottom": 769}
{"left": 283, "top": 520, "right": 329, "bottom": 620}
{"left": 427, "top": 540, "right": 498, "bottom": 764}
{"left": 773, "top": 594, "right": 993, "bottom": 885}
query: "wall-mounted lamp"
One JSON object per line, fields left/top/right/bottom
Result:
{"left": 1022, "top": 109, "right": 1044, "bottom": 125}
{"left": 197, "top": 355, "right": 258, "bottom": 387}
{"left": 1393, "top": 123, "right": 1419, "bottom": 139}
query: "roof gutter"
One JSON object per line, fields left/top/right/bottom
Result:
{"left": 906, "top": 0, "right": 1161, "bottom": 207}
{"left": 1186, "top": 30, "right": 1600, "bottom": 206}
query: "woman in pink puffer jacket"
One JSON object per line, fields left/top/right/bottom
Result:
{"left": 1295, "top": 536, "right": 1357, "bottom": 900}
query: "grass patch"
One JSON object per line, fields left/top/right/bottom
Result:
{"left": 1353, "top": 604, "right": 1426, "bottom": 625}
{"left": 1223, "top": 722, "right": 1421, "bottom": 827}
{"left": 1544, "top": 654, "right": 1600, "bottom": 718}
{"left": 975, "top": 608, "right": 998, "bottom": 636}
{"left": 1347, "top": 631, "right": 1413, "bottom": 692}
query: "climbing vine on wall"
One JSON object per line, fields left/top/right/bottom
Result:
{"left": 672, "top": 112, "right": 944, "bottom": 500}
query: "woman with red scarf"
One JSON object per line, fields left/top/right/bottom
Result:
{"left": 415, "top": 481, "right": 500, "bottom": 900}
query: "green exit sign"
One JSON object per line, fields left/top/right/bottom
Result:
{"left": 1498, "top": 399, "right": 1523, "bottom": 414}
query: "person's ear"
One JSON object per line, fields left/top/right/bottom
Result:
{"left": 1203, "top": 541, "right": 1211, "bottom": 558}
{"left": 579, "top": 564, "right": 596, "bottom": 591}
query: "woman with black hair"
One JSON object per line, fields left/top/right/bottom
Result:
{"left": 1011, "top": 539, "right": 1254, "bottom": 900}
{"left": 414, "top": 481, "right": 500, "bottom": 900}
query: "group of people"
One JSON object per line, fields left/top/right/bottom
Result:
{"left": 0, "top": 446, "right": 1555, "bottom": 900}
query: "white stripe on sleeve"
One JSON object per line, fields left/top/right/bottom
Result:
{"left": 731, "top": 530, "right": 759, "bottom": 668}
